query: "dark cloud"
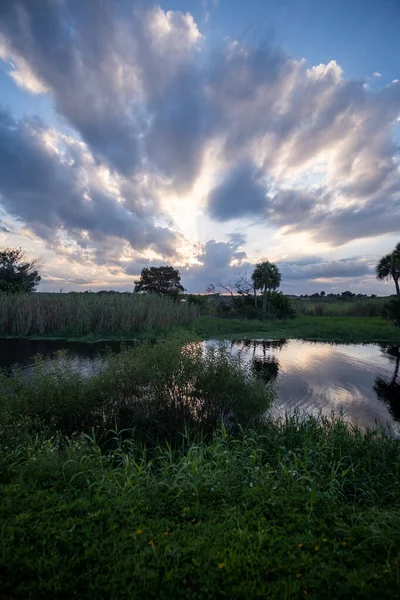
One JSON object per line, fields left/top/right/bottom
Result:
{"left": 181, "top": 238, "right": 251, "bottom": 292}
{"left": 207, "top": 163, "right": 268, "bottom": 221}
{"left": 0, "top": 109, "right": 180, "bottom": 260}
{"left": 0, "top": 1, "right": 204, "bottom": 183}
{"left": 278, "top": 258, "right": 373, "bottom": 281}
{"left": 181, "top": 250, "right": 375, "bottom": 294}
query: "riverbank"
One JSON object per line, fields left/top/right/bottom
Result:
{"left": 3, "top": 315, "right": 399, "bottom": 344}
{"left": 2, "top": 418, "right": 400, "bottom": 599}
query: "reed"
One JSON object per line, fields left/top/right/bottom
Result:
{"left": 0, "top": 292, "right": 197, "bottom": 337}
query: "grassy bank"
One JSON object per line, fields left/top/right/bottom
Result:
{"left": 190, "top": 316, "right": 400, "bottom": 343}
{"left": 0, "top": 292, "right": 197, "bottom": 337}
{"left": 1, "top": 418, "right": 400, "bottom": 599}
{"left": 2, "top": 315, "right": 400, "bottom": 344}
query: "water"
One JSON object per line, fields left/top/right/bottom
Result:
{"left": 0, "top": 337, "right": 399, "bottom": 430}
{"left": 213, "top": 339, "right": 400, "bottom": 430}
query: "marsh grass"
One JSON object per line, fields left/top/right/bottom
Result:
{"left": 1, "top": 415, "right": 400, "bottom": 598}
{"left": 0, "top": 292, "right": 197, "bottom": 337}
{"left": 293, "top": 297, "right": 388, "bottom": 318}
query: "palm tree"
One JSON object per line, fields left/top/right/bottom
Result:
{"left": 376, "top": 243, "right": 400, "bottom": 296}
{"left": 252, "top": 261, "right": 282, "bottom": 315}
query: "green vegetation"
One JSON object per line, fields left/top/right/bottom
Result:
{"left": 0, "top": 292, "right": 197, "bottom": 337}
{"left": 0, "top": 341, "right": 271, "bottom": 443}
{"left": 2, "top": 332, "right": 400, "bottom": 597}
{"left": 190, "top": 315, "right": 400, "bottom": 343}
{"left": 382, "top": 296, "right": 400, "bottom": 327}
{"left": 292, "top": 296, "right": 388, "bottom": 317}
{"left": 2, "top": 415, "right": 400, "bottom": 598}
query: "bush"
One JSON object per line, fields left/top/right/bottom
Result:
{"left": 267, "top": 291, "right": 295, "bottom": 319}
{"left": 382, "top": 296, "right": 400, "bottom": 327}
{"left": 0, "top": 341, "right": 273, "bottom": 445}
{"left": 187, "top": 294, "right": 207, "bottom": 309}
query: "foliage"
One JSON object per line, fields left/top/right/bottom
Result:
{"left": 190, "top": 316, "right": 400, "bottom": 343}
{"left": 0, "top": 247, "right": 41, "bottom": 293}
{"left": 187, "top": 294, "right": 207, "bottom": 310}
{"left": 2, "top": 416, "right": 400, "bottom": 598}
{"left": 376, "top": 242, "right": 400, "bottom": 296}
{"left": 0, "top": 292, "right": 197, "bottom": 337}
{"left": 267, "top": 291, "right": 295, "bottom": 319}
{"left": 252, "top": 261, "right": 282, "bottom": 315}
{"left": 134, "top": 266, "right": 185, "bottom": 297}
{"left": 0, "top": 340, "right": 272, "bottom": 443}
{"left": 382, "top": 296, "right": 400, "bottom": 327}
{"left": 293, "top": 296, "right": 388, "bottom": 318}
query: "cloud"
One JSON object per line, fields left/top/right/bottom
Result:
{"left": 0, "top": 1, "right": 203, "bottom": 180}
{"left": 0, "top": 109, "right": 181, "bottom": 265}
{"left": 181, "top": 238, "right": 252, "bottom": 292}
{"left": 207, "top": 163, "right": 268, "bottom": 221}
{"left": 278, "top": 258, "right": 373, "bottom": 281}
{"left": 0, "top": 1, "right": 400, "bottom": 288}
{"left": 373, "top": 72, "right": 382, "bottom": 77}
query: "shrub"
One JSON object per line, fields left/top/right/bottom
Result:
{"left": 382, "top": 296, "right": 400, "bottom": 327}
{"left": 0, "top": 341, "right": 273, "bottom": 445}
{"left": 267, "top": 291, "right": 295, "bottom": 319}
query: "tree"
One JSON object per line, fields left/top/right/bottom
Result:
{"left": 134, "top": 266, "right": 185, "bottom": 297}
{"left": 320, "top": 291, "right": 326, "bottom": 297}
{"left": 0, "top": 247, "right": 41, "bottom": 293}
{"left": 252, "top": 261, "right": 282, "bottom": 315}
{"left": 376, "top": 243, "right": 400, "bottom": 296}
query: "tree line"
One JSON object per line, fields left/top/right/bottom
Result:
{"left": 1, "top": 242, "right": 400, "bottom": 303}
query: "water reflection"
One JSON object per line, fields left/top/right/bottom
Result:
{"left": 374, "top": 345, "right": 400, "bottom": 421}
{"left": 1, "top": 337, "right": 400, "bottom": 431}
{"left": 233, "top": 339, "right": 285, "bottom": 383}
{"left": 221, "top": 339, "right": 400, "bottom": 431}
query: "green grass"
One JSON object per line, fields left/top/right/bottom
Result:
{"left": 1, "top": 418, "right": 400, "bottom": 599}
{"left": 189, "top": 316, "right": 400, "bottom": 343}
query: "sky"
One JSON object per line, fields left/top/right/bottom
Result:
{"left": 0, "top": 0, "right": 399, "bottom": 295}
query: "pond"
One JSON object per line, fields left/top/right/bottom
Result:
{"left": 211, "top": 339, "right": 400, "bottom": 431}
{"left": 0, "top": 337, "right": 399, "bottom": 431}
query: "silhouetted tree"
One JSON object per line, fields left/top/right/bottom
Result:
{"left": 376, "top": 243, "right": 400, "bottom": 296}
{"left": 134, "top": 266, "right": 184, "bottom": 297}
{"left": 0, "top": 247, "right": 41, "bottom": 293}
{"left": 252, "top": 261, "right": 281, "bottom": 315}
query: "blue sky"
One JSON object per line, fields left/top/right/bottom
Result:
{"left": 0, "top": 0, "right": 399, "bottom": 294}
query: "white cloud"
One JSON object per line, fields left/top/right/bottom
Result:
{"left": 373, "top": 71, "right": 382, "bottom": 77}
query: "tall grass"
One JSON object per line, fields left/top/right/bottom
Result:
{"left": 2, "top": 416, "right": 400, "bottom": 598}
{"left": 0, "top": 292, "right": 197, "bottom": 337}
{"left": 293, "top": 297, "right": 388, "bottom": 317}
